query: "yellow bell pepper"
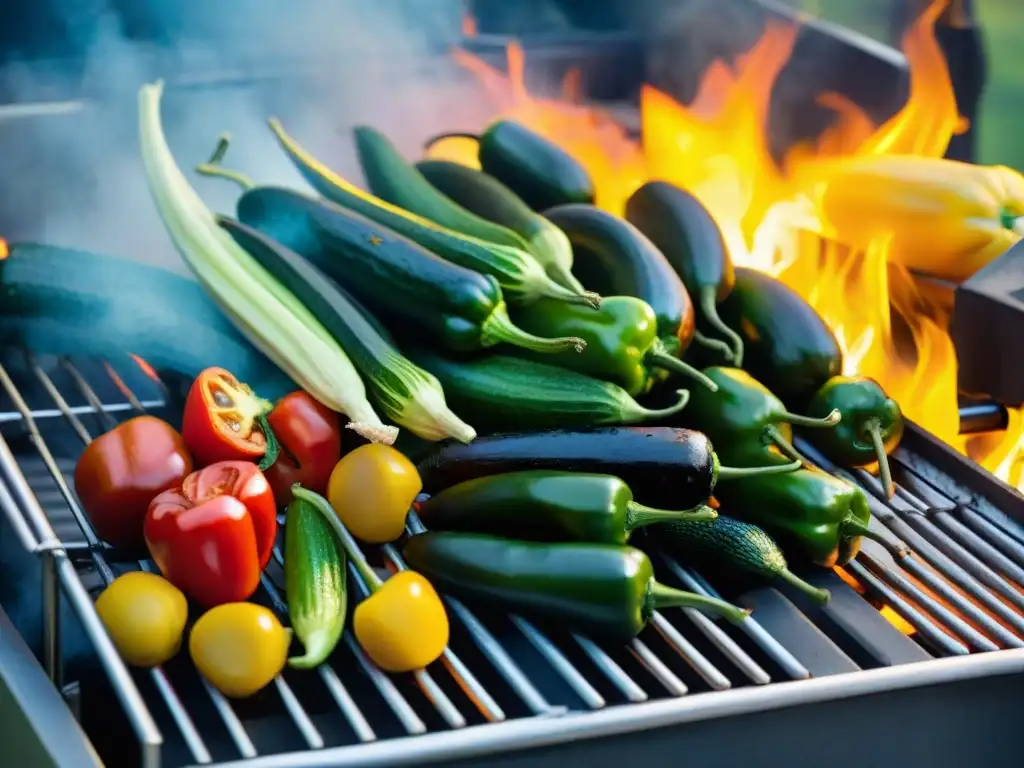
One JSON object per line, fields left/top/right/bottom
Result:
{"left": 797, "top": 155, "right": 1024, "bottom": 282}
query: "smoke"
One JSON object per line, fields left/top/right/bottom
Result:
{"left": 0, "top": 0, "right": 494, "bottom": 272}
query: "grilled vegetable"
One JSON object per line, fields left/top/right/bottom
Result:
{"left": 650, "top": 514, "right": 831, "bottom": 604}
{"left": 680, "top": 367, "right": 840, "bottom": 464}
{"left": 145, "top": 461, "right": 278, "bottom": 606}
{"left": 710, "top": 464, "right": 894, "bottom": 568}
{"left": 626, "top": 181, "right": 744, "bottom": 363}
{"left": 0, "top": 243, "right": 292, "bottom": 400}
{"left": 355, "top": 125, "right": 528, "bottom": 249}
{"left": 417, "top": 159, "right": 585, "bottom": 293}
{"left": 712, "top": 267, "right": 843, "bottom": 411}
{"left": 326, "top": 445, "right": 423, "bottom": 544}
{"left": 417, "top": 470, "right": 716, "bottom": 546}
{"left": 802, "top": 376, "right": 904, "bottom": 499}
{"left": 293, "top": 487, "right": 448, "bottom": 673}
{"left": 285, "top": 496, "right": 346, "bottom": 669}
{"left": 797, "top": 154, "right": 1024, "bottom": 281}
{"left": 544, "top": 203, "right": 732, "bottom": 365}
{"left": 404, "top": 533, "right": 750, "bottom": 641}
{"left": 189, "top": 603, "right": 290, "bottom": 698}
{"left": 95, "top": 572, "right": 188, "bottom": 668}
{"left": 181, "top": 367, "right": 280, "bottom": 470}
{"left": 426, "top": 121, "right": 596, "bottom": 210}
{"left": 219, "top": 216, "right": 475, "bottom": 444}
{"left": 511, "top": 295, "right": 718, "bottom": 395}
{"left": 75, "top": 416, "right": 193, "bottom": 549}
{"left": 195, "top": 144, "right": 584, "bottom": 357}
{"left": 264, "top": 121, "right": 597, "bottom": 308}
{"left": 140, "top": 81, "right": 394, "bottom": 441}
{"left": 404, "top": 348, "right": 691, "bottom": 433}
{"left": 417, "top": 427, "right": 802, "bottom": 510}
{"left": 261, "top": 392, "right": 342, "bottom": 505}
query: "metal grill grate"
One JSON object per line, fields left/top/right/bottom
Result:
{"left": 1, "top": 351, "right": 1024, "bottom": 768}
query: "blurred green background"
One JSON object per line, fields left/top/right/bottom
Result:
{"left": 803, "top": 0, "right": 1024, "bottom": 170}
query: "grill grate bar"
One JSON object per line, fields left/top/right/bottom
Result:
{"left": 627, "top": 638, "right": 688, "bottom": 695}
{"left": 648, "top": 613, "right": 730, "bottom": 691}
{"left": 509, "top": 614, "right": 606, "bottom": 709}
{"left": 662, "top": 561, "right": 810, "bottom": 680}
{"left": 859, "top": 547, "right": 999, "bottom": 652}
{"left": 573, "top": 635, "right": 648, "bottom": 702}
{"left": 960, "top": 509, "right": 1024, "bottom": 564}
{"left": 845, "top": 561, "right": 970, "bottom": 656}
{"left": 933, "top": 513, "right": 1024, "bottom": 585}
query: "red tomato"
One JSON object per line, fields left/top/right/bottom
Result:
{"left": 262, "top": 392, "right": 342, "bottom": 505}
{"left": 74, "top": 416, "right": 193, "bottom": 548}
{"left": 144, "top": 461, "right": 277, "bottom": 607}
{"left": 181, "top": 367, "right": 274, "bottom": 467}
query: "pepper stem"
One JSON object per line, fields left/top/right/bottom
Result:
{"left": 646, "top": 345, "right": 719, "bottom": 392}
{"left": 623, "top": 389, "right": 691, "bottom": 423}
{"left": 717, "top": 459, "right": 802, "bottom": 480}
{"left": 762, "top": 425, "right": 807, "bottom": 465}
{"left": 291, "top": 485, "right": 384, "bottom": 592}
{"left": 782, "top": 408, "right": 841, "bottom": 428}
{"left": 256, "top": 414, "right": 281, "bottom": 471}
{"left": 863, "top": 418, "right": 895, "bottom": 499}
{"left": 692, "top": 330, "right": 735, "bottom": 360}
{"left": 841, "top": 517, "right": 910, "bottom": 559}
{"left": 534, "top": 275, "right": 602, "bottom": 309}
{"left": 195, "top": 134, "right": 256, "bottom": 191}
{"left": 423, "top": 131, "right": 481, "bottom": 151}
{"left": 773, "top": 568, "right": 832, "bottom": 605}
{"left": 700, "top": 286, "right": 745, "bottom": 367}
{"left": 625, "top": 502, "right": 717, "bottom": 532}
{"left": 647, "top": 581, "right": 751, "bottom": 623}
{"left": 479, "top": 301, "right": 586, "bottom": 353}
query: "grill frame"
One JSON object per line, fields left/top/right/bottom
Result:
{"left": 1, "top": 351, "right": 1023, "bottom": 768}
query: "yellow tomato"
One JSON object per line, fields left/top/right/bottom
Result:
{"left": 189, "top": 603, "right": 291, "bottom": 698}
{"left": 327, "top": 444, "right": 422, "bottom": 543}
{"left": 353, "top": 571, "right": 449, "bottom": 673}
{"left": 95, "top": 572, "right": 187, "bottom": 668}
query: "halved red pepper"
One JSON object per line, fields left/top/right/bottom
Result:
{"left": 144, "top": 461, "right": 277, "bottom": 607}
{"left": 181, "top": 367, "right": 280, "bottom": 470}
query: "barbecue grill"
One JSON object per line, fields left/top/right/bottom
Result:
{"left": 2, "top": 2, "right": 1024, "bottom": 767}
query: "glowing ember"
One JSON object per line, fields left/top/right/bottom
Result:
{"left": 444, "top": 0, "right": 1024, "bottom": 492}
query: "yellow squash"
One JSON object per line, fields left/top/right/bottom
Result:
{"left": 798, "top": 155, "right": 1024, "bottom": 282}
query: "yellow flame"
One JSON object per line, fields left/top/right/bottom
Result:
{"left": 444, "top": 0, "right": 1024, "bottom": 491}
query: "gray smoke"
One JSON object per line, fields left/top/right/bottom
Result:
{"left": 0, "top": 0, "right": 495, "bottom": 272}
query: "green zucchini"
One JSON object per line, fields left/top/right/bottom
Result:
{"left": 404, "top": 347, "right": 690, "bottom": 434}
{"left": 0, "top": 242, "right": 293, "bottom": 401}
{"left": 426, "top": 121, "right": 596, "bottom": 211}
{"left": 416, "top": 160, "right": 585, "bottom": 294}
{"left": 354, "top": 126, "right": 529, "bottom": 249}
{"left": 265, "top": 120, "right": 598, "bottom": 309}
{"left": 651, "top": 514, "right": 832, "bottom": 605}
{"left": 194, "top": 137, "right": 586, "bottom": 357}
{"left": 285, "top": 497, "right": 347, "bottom": 669}
{"left": 219, "top": 216, "right": 476, "bottom": 444}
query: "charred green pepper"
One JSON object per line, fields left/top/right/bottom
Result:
{"left": 711, "top": 465, "right": 901, "bottom": 567}
{"left": 416, "top": 470, "right": 717, "bottom": 546}
{"left": 802, "top": 376, "right": 904, "bottom": 499}
{"left": 510, "top": 295, "right": 718, "bottom": 396}
{"left": 403, "top": 532, "right": 750, "bottom": 641}
{"left": 680, "top": 367, "right": 840, "bottom": 463}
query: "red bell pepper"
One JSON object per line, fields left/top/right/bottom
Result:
{"left": 262, "top": 392, "right": 342, "bottom": 505}
{"left": 144, "top": 461, "right": 277, "bottom": 607}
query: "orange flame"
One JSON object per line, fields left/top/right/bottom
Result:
{"left": 444, "top": 0, "right": 1024, "bottom": 492}
{"left": 0, "top": 237, "right": 8, "bottom": 261}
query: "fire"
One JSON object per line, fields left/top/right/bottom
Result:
{"left": 444, "top": 0, "right": 1024, "bottom": 491}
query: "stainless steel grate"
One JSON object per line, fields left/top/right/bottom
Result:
{"left": 1, "top": 351, "right": 1024, "bottom": 768}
